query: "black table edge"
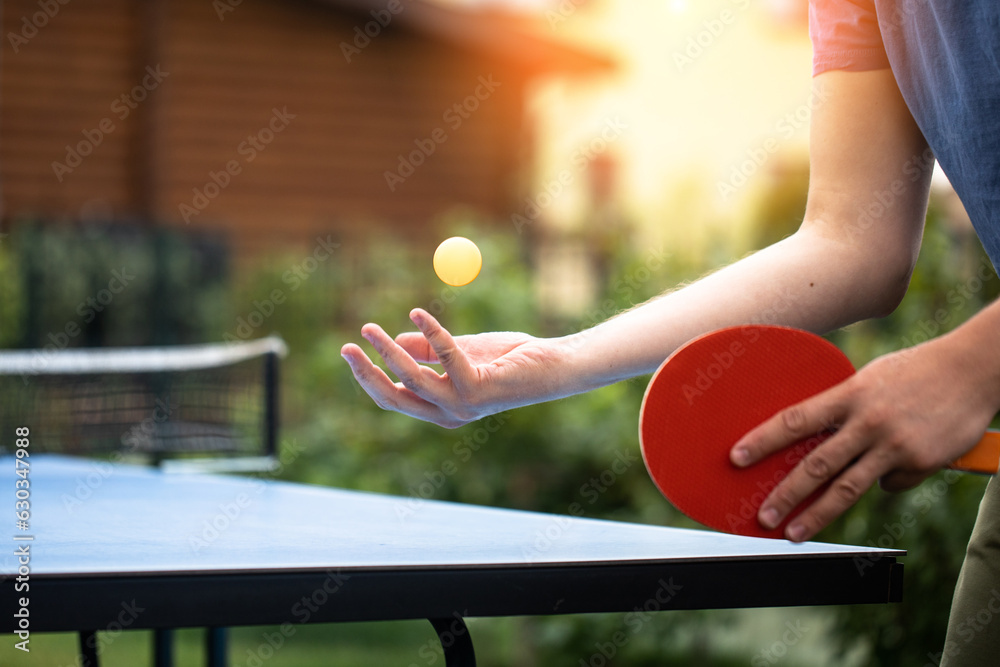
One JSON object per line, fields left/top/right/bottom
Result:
{"left": 2, "top": 554, "right": 903, "bottom": 633}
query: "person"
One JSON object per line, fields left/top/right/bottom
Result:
{"left": 342, "top": 1, "right": 999, "bottom": 663}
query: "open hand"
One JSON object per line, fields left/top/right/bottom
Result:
{"left": 341, "top": 308, "right": 563, "bottom": 428}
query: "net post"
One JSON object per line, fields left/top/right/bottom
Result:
{"left": 264, "top": 350, "right": 279, "bottom": 460}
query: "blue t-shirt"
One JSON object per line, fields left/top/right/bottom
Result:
{"left": 810, "top": 0, "right": 1000, "bottom": 271}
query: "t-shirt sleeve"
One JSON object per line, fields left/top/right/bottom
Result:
{"left": 809, "top": 0, "right": 891, "bottom": 76}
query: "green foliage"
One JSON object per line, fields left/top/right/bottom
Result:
{"left": 4, "top": 189, "right": 995, "bottom": 664}
{"left": 0, "top": 237, "right": 23, "bottom": 347}
{"left": 748, "top": 157, "right": 811, "bottom": 248}
{"left": 818, "top": 200, "right": 998, "bottom": 667}
{"left": 1, "top": 221, "right": 229, "bottom": 348}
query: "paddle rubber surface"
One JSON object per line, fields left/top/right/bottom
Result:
{"left": 640, "top": 325, "right": 856, "bottom": 539}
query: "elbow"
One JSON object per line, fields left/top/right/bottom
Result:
{"left": 867, "top": 252, "right": 916, "bottom": 319}
{"left": 793, "top": 216, "right": 923, "bottom": 324}
{"left": 869, "top": 278, "right": 909, "bottom": 319}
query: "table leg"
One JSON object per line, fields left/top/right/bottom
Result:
{"left": 207, "top": 627, "right": 228, "bottom": 667}
{"left": 78, "top": 630, "right": 99, "bottom": 667}
{"left": 154, "top": 628, "right": 174, "bottom": 667}
{"left": 428, "top": 616, "right": 476, "bottom": 667}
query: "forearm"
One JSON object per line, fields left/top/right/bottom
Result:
{"left": 554, "top": 223, "right": 914, "bottom": 393}
{"left": 935, "top": 297, "right": 1000, "bottom": 414}
{"left": 548, "top": 69, "right": 933, "bottom": 397}
{"left": 342, "top": 70, "right": 940, "bottom": 429}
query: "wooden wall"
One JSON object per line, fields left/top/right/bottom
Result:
{"left": 2, "top": 0, "right": 142, "bottom": 220}
{"left": 2, "top": 0, "right": 533, "bottom": 256}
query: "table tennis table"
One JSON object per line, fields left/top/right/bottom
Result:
{"left": 2, "top": 454, "right": 904, "bottom": 666}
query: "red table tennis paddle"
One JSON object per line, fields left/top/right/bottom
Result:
{"left": 639, "top": 325, "right": 1000, "bottom": 539}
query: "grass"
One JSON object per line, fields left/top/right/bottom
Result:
{"left": 0, "top": 621, "right": 438, "bottom": 667}
{"left": 0, "top": 608, "right": 864, "bottom": 666}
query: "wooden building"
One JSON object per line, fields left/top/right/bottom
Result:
{"left": 1, "top": 0, "right": 612, "bottom": 256}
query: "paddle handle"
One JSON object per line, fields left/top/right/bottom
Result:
{"left": 948, "top": 431, "right": 1000, "bottom": 475}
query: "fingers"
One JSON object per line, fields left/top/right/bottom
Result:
{"left": 775, "top": 443, "right": 882, "bottom": 541}
{"left": 357, "top": 322, "right": 450, "bottom": 404}
{"left": 395, "top": 332, "right": 438, "bottom": 363}
{"left": 732, "top": 375, "right": 930, "bottom": 541}
{"left": 385, "top": 310, "right": 473, "bottom": 375}
{"left": 748, "top": 421, "right": 871, "bottom": 539}
{"left": 340, "top": 310, "right": 483, "bottom": 427}
{"left": 731, "top": 388, "right": 848, "bottom": 468}
{"left": 340, "top": 342, "right": 460, "bottom": 426}
{"left": 731, "top": 382, "right": 869, "bottom": 542}
{"left": 407, "top": 309, "right": 477, "bottom": 391}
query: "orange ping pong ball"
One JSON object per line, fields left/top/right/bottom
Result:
{"left": 433, "top": 237, "right": 482, "bottom": 286}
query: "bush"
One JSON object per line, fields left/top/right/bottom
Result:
{"left": 1, "top": 221, "right": 229, "bottom": 349}
{"left": 6, "top": 190, "right": 995, "bottom": 664}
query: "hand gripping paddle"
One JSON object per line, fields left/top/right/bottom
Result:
{"left": 639, "top": 325, "right": 1000, "bottom": 539}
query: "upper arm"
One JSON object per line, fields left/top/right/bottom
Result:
{"left": 802, "top": 69, "right": 933, "bottom": 310}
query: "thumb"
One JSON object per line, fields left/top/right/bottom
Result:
{"left": 396, "top": 332, "right": 437, "bottom": 363}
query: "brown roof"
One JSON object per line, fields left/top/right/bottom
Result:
{"left": 316, "top": 0, "right": 616, "bottom": 74}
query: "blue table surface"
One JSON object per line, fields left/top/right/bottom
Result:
{"left": 1, "top": 455, "right": 902, "bottom": 577}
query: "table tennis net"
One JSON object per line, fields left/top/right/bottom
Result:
{"left": 0, "top": 337, "right": 286, "bottom": 467}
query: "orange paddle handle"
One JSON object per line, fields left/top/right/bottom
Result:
{"left": 948, "top": 431, "right": 1000, "bottom": 475}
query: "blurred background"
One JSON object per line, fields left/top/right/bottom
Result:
{"left": 1, "top": 0, "right": 998, "bottom": 664}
